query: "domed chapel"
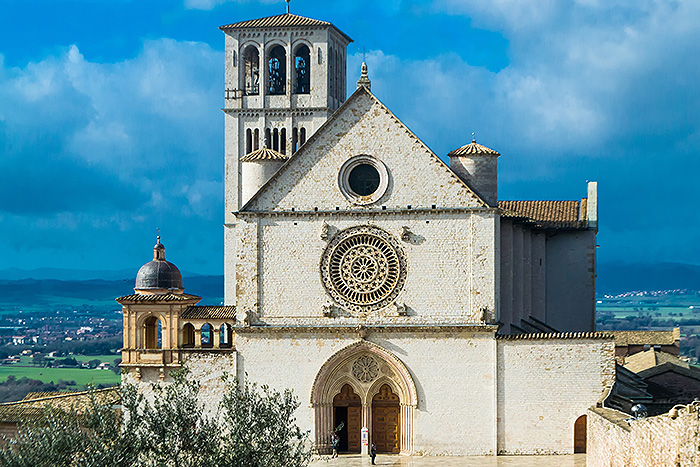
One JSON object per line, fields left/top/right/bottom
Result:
{"left": 118, "top": 10, "right": 615, "bottom": 456}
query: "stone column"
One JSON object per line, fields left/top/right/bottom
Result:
{"left": 213, "top": 325, "right": 221, "bottom": 348}
{"left": 400, "top": 404, "right": 414, "bottom": 455}
{"left": 315, "top": 403, "right": 333, "bottom": 454}
{"left": 362, "top": 403, "right": 371, "bottom": 455}
{"left": 194, "top": 328, "right": 202, "bottom": 349}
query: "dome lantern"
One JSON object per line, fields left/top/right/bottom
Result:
{"left": 134, "top": 237, "right": 184, "bottom": 294}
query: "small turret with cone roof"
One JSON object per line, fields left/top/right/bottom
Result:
{"left": 448, "top": 134, "right": 500, "bottom": 206}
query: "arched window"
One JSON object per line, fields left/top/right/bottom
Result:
{"left": 220, "top": 324, "right": 233, "bottom": 348}
{"left": 182, "top": 323, "right": 195, "bottom": 348}
{"left": 144, "top": 316, "right": 162, "bottom": 350}
{"left": 292, "top": 128, "right": 298, "bottom": 153}
{"left": 294, "top": 44, "right": 310, "bottom": 94}
{"left": 300, "top": 127, "right": 307, "bottom": 146}
{"left": 254, "top": 129, "right": 260, "bottom": 150}
{"left": 242, "top": 45, "right": 260, "bottom": 96}
{"left": 265, "top": 128, "right": 271, "bottom": 148}
{"left": 273, "top": 128, "right": 279, "bottom": 151}
{"left": 246, "top": 129, "right": 252, "bottom": 154}
{"left": 281, "top": 128, "right": 287, "bottom": 154}
{"left": 201, "top": 323, "right": 213, "bottom": 349}
{"left": 267, "top": 45, "right": 286, "bottom": 95}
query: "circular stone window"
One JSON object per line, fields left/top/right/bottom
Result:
{"left": 338, "top": 156, "right": 389, "bottom": 205}
{"left": 320, "top": 225, "right": 407, "bottom": 314}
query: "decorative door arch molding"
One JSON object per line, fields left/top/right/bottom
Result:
{"left": 311, "top": 341, "right": 416, "bottom": 454}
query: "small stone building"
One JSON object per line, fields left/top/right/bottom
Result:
{"left": 119, "top": 11, "right": 616, "bottom": 456}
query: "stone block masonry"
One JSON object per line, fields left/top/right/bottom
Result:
{"left": 588, "top": 403, "right": 700, "bottom": 467}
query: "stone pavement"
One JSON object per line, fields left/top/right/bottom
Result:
{"left": 310, "top": 453, "right": 587, "bottom": 466}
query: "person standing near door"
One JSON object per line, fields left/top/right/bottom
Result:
{"left": 370, "top": 442, "right": 377, "bottom": 465}
{"left": 331, "top": 433, "right": 339, "bottom": 459}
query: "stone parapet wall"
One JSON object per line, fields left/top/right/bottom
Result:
{"left": 587, "top": 404, "right": 700, "bottom": 467}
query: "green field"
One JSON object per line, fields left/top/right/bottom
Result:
{"left": 0, "top": 354, "right": 121, "bottom": 388}
{"left": 0, "top": 365, "right": 119, "bottom": 387}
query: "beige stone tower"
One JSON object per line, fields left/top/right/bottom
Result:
{"left": 222, "top": 12, "right": 352, "bottom": 303}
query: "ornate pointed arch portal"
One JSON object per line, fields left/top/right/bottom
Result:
{"left": 311, "top": 341, "right": 417, "bottom": 454}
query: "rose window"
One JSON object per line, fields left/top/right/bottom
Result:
{"left": 352, "top": 355, "right": 380, "bottom": 383}
{"left": 321, "top": 226, "right": 406, "bottom": 313}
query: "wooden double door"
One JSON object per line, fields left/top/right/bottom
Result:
{"left": 333, "top": 384, "right": 401, "bottom": 454}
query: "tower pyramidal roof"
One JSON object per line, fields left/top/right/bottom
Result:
{"left": 219, "top": 13, "right": 353, "bottom": 42}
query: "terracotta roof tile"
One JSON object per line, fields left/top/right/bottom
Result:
{"left": 0, "top": 387, "right": 119, "bottom": 423}
{"left": 496, "top": 331, "right": 613, "bottom": 340}
{"left": 624, "top": 349, "right": 687, "bottom": 373}
{"left": 220, "top": 13, "right": 352, "bottom": 43}
{"left": 499, "top": 200, "right": 588, "bottom": 229}
{"left": 240, "top": 147, "right": 288, "bottom": 162}
{"left": 613, "top": 329, "right": 679, "bottom": 347}
{"left": 116, "top": 293, "right": 201, "bottom": 303}
{"left": 181, "top": 306, "right": 236, "bottom": 320}
{"left": 448, "top": 140, "right": 499, "bottom": 157}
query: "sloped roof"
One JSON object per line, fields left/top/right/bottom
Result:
{"left": 624, "top": 349, "right": 688, "bottom": 374}
{"left": 240, "top": 85, "right": 489, "bottom": 211}
{"left": 496, "top": 331, "right": 613, "bottom": 340}
{"left": 637, "top": 361, "right": 700, "bottom": 382}
{"left": 220, "top": 13, "right": 353, "bottom": 43}
{"left": 613, "top": 329, "right": 680, "bottom": 347}
{"left": 181, "top": 306, "right": 236, "bottom": 320}
{"left": 241, "top": 147, "right": 288, "bottom": 162}
{"left": 448, "top": 140, "right": 500, "bottom": 157}
{"left": 499, "top": 199, "right": 589, "bottom": 229}
{"left": 116, "top": 293, "right": 201, "bottom": 304}
{"left": 0, "top": 387, "right": 119, "bottom": 423}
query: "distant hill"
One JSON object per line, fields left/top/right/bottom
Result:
{"left": 0, "top": 275, "right": 224, "bottom": 316}
{"left": 597, "top": 262, "right": 700, "bottom": 296}
{"left": 0, "top": 267, "right": 210, "bottom": 281}
{"left": 0, "top": 262, "right": 698, "bottom": 314}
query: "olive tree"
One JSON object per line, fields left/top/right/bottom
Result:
{"left": 0, "top": 370, "right": 312, "bottom": 467}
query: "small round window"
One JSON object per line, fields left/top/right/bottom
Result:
{"left": 348, "top": 164, "right": 380, "bottom": 196}
{"left": 338, "top": 156, "right": 389, "bottom": 205}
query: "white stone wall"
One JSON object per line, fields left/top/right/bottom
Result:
{"left": 234, "top": 330, "right": 498, "bottom": 456}
{"left": 496, "top": 338, "right": 615, "bottom": 454}
{"left": 587, "top": 405, "right": 700, "bottom": 467}
{"left": 122, "top": 352, "right": 237, "bottom": 413}
{"left": 246, "top": 91, "right": 484, "bottom": 212}
{"left": 232, "top": 211, "right": 497, "bottom": 323}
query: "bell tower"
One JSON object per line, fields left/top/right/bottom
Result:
{"left": 221, "top": 11, "right": 352, "bottom": 303}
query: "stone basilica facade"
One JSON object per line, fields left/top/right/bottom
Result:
{"left": 119, "top": 12, "right": 616, "bottom": 456}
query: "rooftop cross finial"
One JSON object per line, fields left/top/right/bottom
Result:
{"left": 357, "top": 60, "right": 371, "bottom": 91}
{"left": 285, "top": 0, "right": 290, "bottom": 14}
{"left": 156, "top": 228, "right": 161, "bottom": 243}
{"left": 472, "top": 132, "right": 476, "bottom": 143}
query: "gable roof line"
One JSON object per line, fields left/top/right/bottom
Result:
{"left": 239, "top": 86, "right": 488, "bottom": 212}
{"left": 361, "top": 88, "right": 490, "bottom": 208}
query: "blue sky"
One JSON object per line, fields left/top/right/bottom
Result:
{"left": 0, "top": 0, "right": 698, "bottom": 276}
